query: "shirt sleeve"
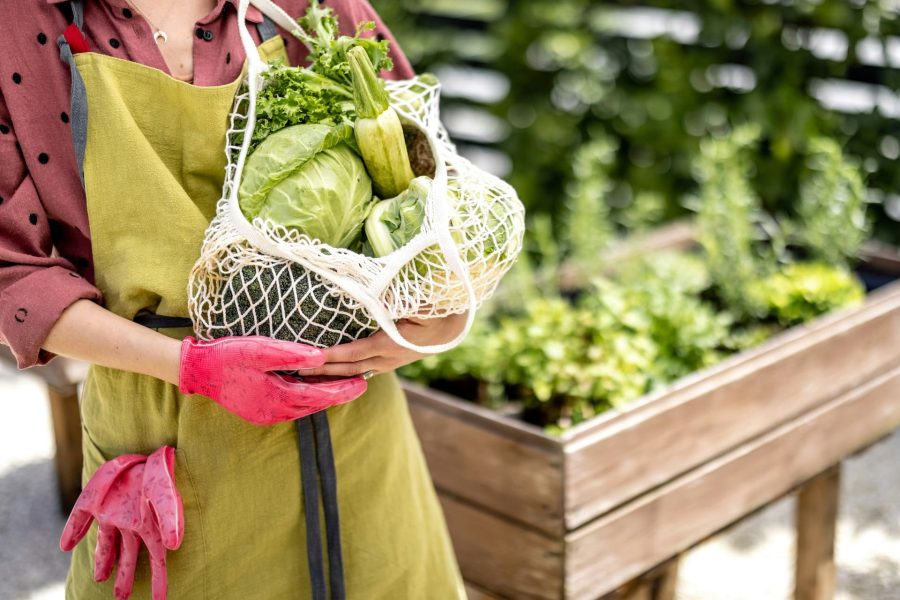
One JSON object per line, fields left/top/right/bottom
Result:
{"left": 0, "top": 89, "right": 102, "bottom": 369}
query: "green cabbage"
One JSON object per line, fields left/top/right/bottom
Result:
{"left": 363, "top": 176, "right": 430, "bottom": 257}
{"left": 239, "top": 123, "right": 374, "bottom": 249}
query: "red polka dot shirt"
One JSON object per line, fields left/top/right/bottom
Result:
{"left": 0, "top": 0, "right": 413, "bottom": 368}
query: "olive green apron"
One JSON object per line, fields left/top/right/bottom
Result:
{"left": 57, "top": 3, "right": 464, "bottom": 598}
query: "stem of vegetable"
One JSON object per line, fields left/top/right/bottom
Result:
{"left": 348, "top": 46, "right": 415, "bottom": 198}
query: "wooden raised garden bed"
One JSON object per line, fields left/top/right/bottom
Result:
{"left": 403, "top": 223, "right": 900, "bottom": 599}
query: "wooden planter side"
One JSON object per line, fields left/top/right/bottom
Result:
{"left": 562, "top": 282, "right": 900, "bottom": 529}
{"left": 439, "top": 493, "right": 565, "bottom": 599}
{"left": 565, "top": 364, "right": 900, "bottom": 599}
{"left": 404, "top": 382, "right": 566, "bottom": 536}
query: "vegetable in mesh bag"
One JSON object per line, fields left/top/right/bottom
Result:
{"left": 239, "top": 123, "right": 374, "bottom": 249}
{"left": 211, "top": 262, "right": 377, "bottom": 347}
{"left": 363, "top": 176, "right": 430, "bottom": 257}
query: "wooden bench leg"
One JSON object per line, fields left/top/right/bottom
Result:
{"left": 795, "top": 464, "right": 841, "bottom": 600}
{"left": 48, "top": 384, "right": 83, "bottom": 515}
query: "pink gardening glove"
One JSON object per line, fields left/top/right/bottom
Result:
{"left": 178, "top": 336, "right": 368, "bottom": 425}
{"left": 60, "top": 446, "right": 183, "bottom": 600}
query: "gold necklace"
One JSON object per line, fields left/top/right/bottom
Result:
{"left": 127, "top": 0, "right": 178, "bottom": 44}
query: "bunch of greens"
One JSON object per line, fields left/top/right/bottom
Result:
{"left": 248, "top": 1, "right": 393, "bottom": 151}
{"left": 222, "top": 2, "right": 421, "bottom": 347}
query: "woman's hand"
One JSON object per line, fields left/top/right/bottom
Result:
{"left": 178, "top": 336, "right": 368, "bottom": 425}
{"left": 303, "top": 313, "right": 468, "bottom": 378}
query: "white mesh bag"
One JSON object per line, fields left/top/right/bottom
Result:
{"left": 188, "top": 0, "right": 525, "bottom": 353}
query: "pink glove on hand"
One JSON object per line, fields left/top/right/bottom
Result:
{"left": 60, "top": 446, "right": 183, "bottom": 600}
{"left": 178, "top": 336, "right": 368, "bottom": 425}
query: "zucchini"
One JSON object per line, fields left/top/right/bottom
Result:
{"left": 348, "top": 46, "right": 415, "bottom": 198}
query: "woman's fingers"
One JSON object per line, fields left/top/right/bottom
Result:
{"left": 244, "top": 338, "right": 326, "bottom": 371}
{"left": 301, "top": 359, "right": 383, "bottom": 378}
{"left": 320, "top": 335, "right": 382, "bottom": 365}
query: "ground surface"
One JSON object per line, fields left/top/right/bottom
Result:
{"left": 1, "top": 362, "right": 898, "bottom": 600}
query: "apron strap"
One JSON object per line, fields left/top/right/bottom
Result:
{"left": 57, "top": 0, "right": 88, "bottom": 186}
{"left": 297, "top": 416, "right": 327, "bottom": 600}
{"left": 257, "top": 14, "right": 278, "bottom": 44}
{"left": 58, "top": 1, "right": 282, "bottom": 189}
{"left": 297, "top": 413, "right": 347, "bottom": 600}
{"left": 312, "top": 410, "right": 346, "bottom": 600}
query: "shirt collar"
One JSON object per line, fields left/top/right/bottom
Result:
{"left": 45, "top": 0, "right": 264, "bottom": 25}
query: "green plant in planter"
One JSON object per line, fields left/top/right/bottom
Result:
{"left": 747, "top": 262, "right": 865, "bottom": 327}
{"left": 796, "top": 138, "right": 870, "bottom": 268}
{"left": 691, "top": 125, "right": 772, "bottom": 317}
{"left": 692, "top": 128, "right": 870, "bottom": 324}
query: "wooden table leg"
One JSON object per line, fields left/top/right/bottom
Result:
{"left": 651, "top": 558, "right": 679, "bottom": 600}
{"left": 48, "top": 384, "right": 83, "bottom": 515}
{"left": 794, "top": 464, "right": 841, "bottom": 600}
{"left": 605, "top": 557, "right": 680, "bottom": 600}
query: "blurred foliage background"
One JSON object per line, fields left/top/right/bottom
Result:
{"left": 372, "top": 0, "right": 900, "bottom": 244}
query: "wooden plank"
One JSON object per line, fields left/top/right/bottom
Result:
{"left": 48, "top": 384, "right": 83, "bottom": 514}
{"left": 406, "top": 383, "right": 565, "bottom": 535}
{"left": 439, "top": 493, "right": 564, "bottom": 600}
{"left": 795, "top": 465, "right": 841, "bottom": 600}
{"left": 563, "top": 282, "right": 900, "bottom": 529}
{"left": 565, "top": 365, "right": 900, "bottom": 599}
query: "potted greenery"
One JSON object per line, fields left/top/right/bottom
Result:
{"left": 398, "top": 129, "right": 900, "bottom": 599}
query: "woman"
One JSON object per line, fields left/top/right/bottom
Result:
{"left": 0, "top": 0, "right": 467, "bottom": 598}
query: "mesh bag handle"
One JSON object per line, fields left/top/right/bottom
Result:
{"left": 230, "top": 0, "right": 478, "bottom": 354}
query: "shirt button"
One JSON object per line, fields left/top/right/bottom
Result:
{"left": 203, "top": 29, "right": 214, "bottom": 42}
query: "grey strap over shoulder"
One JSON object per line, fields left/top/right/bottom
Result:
{"left": 57, "top": 0, "right": 87, "bottom": 186}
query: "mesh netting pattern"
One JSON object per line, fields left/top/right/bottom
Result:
{"left": 188, "top": 71, "right": 525, "bottom": 351}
